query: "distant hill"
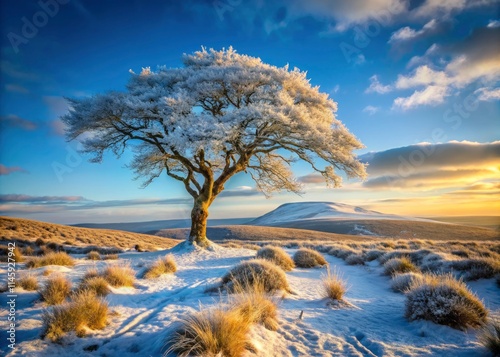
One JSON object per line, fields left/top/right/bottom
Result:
{"left": 249, "top": 202, "right": 434, "bottom": 225}
{"left": 0, "top": 216, "right": 180, "bottom": 251}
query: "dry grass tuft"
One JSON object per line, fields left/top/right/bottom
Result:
{"left": 221, "top": 259, "right": 290, "bottom": 294}
{"left": 40, "top": 275, "right": 72, "bottom": 305}
{"left": 102, "top": 264, "right": 135, "bottom": 287}
{"left": 321, "top": 267, "right": 347, "bottom": 301}
{"left": 478, "top": 318, "right": 500, "bottom": 356}
{"left": 87, "top": 251, "right": 101, "bottom": 261}
{"left": 103, "top": 253, "right": 119, "bottom": 260}
{"left": 256, "top": 246, "right": 295, "bottom": 271}
{"left": 13, "top": 246, "right": 24, "bottom": 263}
{"left": 345, "top": 254, "right": 365, "bottom": 266}
{"left": 78, "top": 276, "right": 111, "bottom": 297}
{"left": 383, "top": 256, "right": 419, "bottom": 276}
{"left": 166, "top": 305, "right": 252, "bottom": 357}
{"left": 143, "top": 254, "right": 177, "bottom": 279}
{"left": 391, "top": 272, "right": 425, "bottom": 293}
{"left": 293, "top": 248, "right": 328, "bottom": 268}
{"left": 405, "top": 273, "right": 488, "bottom": 330}
{"left": 26, "top": 251, "right": 74, "bottom": 268}
{"left": 42, "top": 289, "right": 108, "bottom": 342}
{"left": 18, "top": 274, "right": 39, "bottom": 291}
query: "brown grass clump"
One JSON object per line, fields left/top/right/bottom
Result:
{"left": 143, "top": 254, "right": 177, "bottom": 279}
{"left": 293, "top": 248, "right": 328, "bottom": 268}
{"left": 103, "top": 254, "right": 119, "bottom": 260}
{"left": 78, "top": 277, "right": 111, "bottom": 297}
{"left": 26, "top": 251, "right": 74, "bottom": 268}
{"left": 40, "top": 275, "right": 72, "bottom": 305}
{"left": 102, "top": 264, "right": 135, "bottom": 287}
{"left": 405, "top": 274, "right": 488, "bottom": 330}
{"left": 221, "top": 259, "right": 290, "bottom": 293}
{"left": 23, "top": 246, "right": 35, "bottom": 256}
{"left": 256, "top": 246, "right": 295, "bottom": 271}
{"left": 345, "top": 254, "right": 365, "bottom": 266}
{"left": 18, "top": 274, "right": 39, "bottom": 291}
{"left": 166, "top": 305, "right": 252, "bottom": 357}
{"left": 13, "top": 246, "right": 24, "bottom": 263}
{"left": 478, "top": 318, "right": 500, "bottom": 356}
{"left": 42, "top": 290, "right": 108, "bottom": 342}
{"left": 383, "top": 256, "right": 419, "bottom": 276}
{"left": 43, "top": 269, "right": 53, "bottom": 276}
{"left": 321, "top": 267, "right": 347, "bottom": 301}
{"left": 87, "top": 251, "right": 101, "bottom": 260}
{"left": 391, "top": 272, "right": 424, "bottom": 293}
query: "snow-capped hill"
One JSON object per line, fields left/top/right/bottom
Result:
{"left": 250, "top": 201, "right": 402, "bottom": 225}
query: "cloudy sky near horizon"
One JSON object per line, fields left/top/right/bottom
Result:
{"left": 0, "top": 0, "right": 499, "bottom": 224}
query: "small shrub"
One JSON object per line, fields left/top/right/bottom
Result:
{"left": 35, "top": 238, "right": 46, "bottom": 246}
{"left": 364, "top": 249, "right": 384, "bottom": 262}
{"left": 405, "top": 274, "right": 488, "bottom": 330}
{"left": 134, "top": 244, "right": 143, "bottom": 252}
{"left": 87, "top": 251, "right": 101, "bottom": 261}
{"left": 40, "top": 275, "right": 72, "bottom": 305}
{"left": 345, "top": 254, "right": 364, "bottom": 266}
{"left": 78, "top": 277, "right": 110, "bottom": 297}
{"left": 256, "top": 246, "right": 294, "bottom": 271}
{"left": 230, "top": 288, "right": 279, "bottom": 331}
{"left": 102, "top": 264, "right": 135, "bottom": 287}
{"left": 42, "top": 290, "right": 108, "bottom": 342}
{"left": 143, "top": 254, "right": 177, "bottom": 279}
{"left": 13, "top": 246, "right": 24, "bottom": 263}
{"left": 82, "top": 268, "right": 99, "bottom": 282}
{"left": 166, "top": 305, "right": 251, "bottom": 357}
{"left": 383, "top": 256, "right": 419, "bottom": 276}
{"left": 321, "top": 267, "right": 346, "bottom": 301}
{"left": 18, "top": 274, "right": 39, "bottom": 291}
{"left": 221, "top": 259, "right": 290, "bottom": 293}
{"left": 479, "top": 319, "right": 500, "bottom": 356}
{"left": 23, "top": 246, "right": 35, "bottom": 256}
{"left": 26, "top": 252, "right": 74, "bottom": 268}
{"left": 293, "top": 248, "right": 327, "bottom": 268}
{"left": 391, "top": 272, "right": 424, "bottom": 293}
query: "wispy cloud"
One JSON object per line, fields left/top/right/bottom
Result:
{"left": 0, "top": 165, "right": 29, "bottom": 176}
{"left": 363, "top": 105, "right": 380, "bottom": 115}
{"left": 388, "top": 19, "right": 439, "bottom": 43}
{"left": 5, "top": 84, "right": 29, "bottom": 94}
{"left": 365, "top": 75, "right": 392, "bottom": 94}
{"left": 0, "top": 115, "right": 37, "bottom": 131}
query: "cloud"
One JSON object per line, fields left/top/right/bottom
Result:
{"left": 359, "top": 141, "right": 500, "bottom": 189}
{"left": 50, "top": 119, "right": 67, "bottom": 136}
{"left": 363, "top": 105, "right": 381, "bottom": 115}
{"left": 297, "top": 173, "right": 325, "bottom": 184}
{"left": 388, "top": 19, "right": 439, "bottom": 43}
{"left": 488, "top": 19, "right": 500, "bottom": 28}
{"left": 365, "top": 75, "right": 392, "bottom": 94}
{"left": 0, "top": 114, "right": 37, "bottom": 131}
{"left": 393, "top": 85, "right": 448, "bottom": 110}
{"left": 5, "top": 84, "right": 29, "bottom": 94}
{"left": 391, "top": 26, "right": 500, "bottom": 109}
{"left": 43, "top": 96, "right": 70, "bottom": 118}
{"left": 0, "top": 165, "right": 29, "bottom": 176}
{"left": 406, "top": 44, "right": 439, "bottom": 68}
{"left": 0, "top": 187, "right": 264, "bottom": 215}
{"left": 413, "top": 0, "right": 500, "bottom": 19}
{"left": 475, "top": 87, "right": 500, "bottom": 101}
{"left": 0, "top": 61, "right": 38, "bottom": 81}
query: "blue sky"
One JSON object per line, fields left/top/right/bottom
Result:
{"left": 0, "top": 0, "right": 499, "bottom": 223}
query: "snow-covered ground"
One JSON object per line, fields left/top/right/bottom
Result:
{"left": 250, "top": 202, "right": 438, "bottom": 225}
{"left": 1, "top": 245, "right": 497, "bottom": 356}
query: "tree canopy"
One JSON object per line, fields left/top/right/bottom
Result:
{"left": 63, "top": 47, "right": 366, "bottom": 246}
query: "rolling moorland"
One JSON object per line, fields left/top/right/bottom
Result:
{"left": 0, "top": 202, "right": 499, "bottom": 356}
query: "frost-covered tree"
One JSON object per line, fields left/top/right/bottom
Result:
{"left": 63, "top": 48, "right": 366, "bottom": 247}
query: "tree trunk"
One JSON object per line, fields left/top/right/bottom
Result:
{"left": 188, "top": 199, "right": 210, "bottom": 247}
